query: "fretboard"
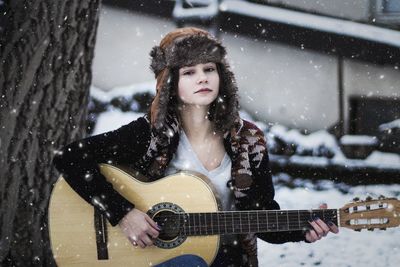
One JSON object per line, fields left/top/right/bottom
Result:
{"left": 177, "top": 209, "right": 338, "bottom": 236}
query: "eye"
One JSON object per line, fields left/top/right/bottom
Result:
{"left": 183, "top": 70, "right": 194, "bottom": 75}
{"left": 205, "top": 67, "right": 216, "bottom": 72}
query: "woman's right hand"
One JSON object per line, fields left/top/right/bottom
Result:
{"left": 118, "top": 208, "right": 160, "bottom": 248}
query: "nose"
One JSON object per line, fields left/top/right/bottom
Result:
{"left": 197, "top": 70, "right": 208, "bottom": 84}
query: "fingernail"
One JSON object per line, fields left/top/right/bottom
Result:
{"left": 313, "top": 216, "right": 320, "bottom": 221}
{"left": 156, "top": 225, "right": 162, "bottom": 230}
{"left": 327, "top": 221, "right": 335, "bottom": 226}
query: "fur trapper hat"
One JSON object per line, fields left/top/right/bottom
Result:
{"left": 148, "top": 27, "right": 240, "bottom": 134}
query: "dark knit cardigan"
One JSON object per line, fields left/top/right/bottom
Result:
{"left": 53, "top": 115, "right": 306, "bottom": 266}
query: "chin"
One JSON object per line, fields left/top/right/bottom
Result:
{"left": 184, "top": 96, "right": 218, "bottom": 106}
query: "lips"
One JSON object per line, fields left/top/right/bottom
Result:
{"left": 195, "top": 88, "right": 212, "bottom": 93}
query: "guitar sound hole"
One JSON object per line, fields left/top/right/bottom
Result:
{"left": 153, "top": 211, "right": 182, "bottom": 241}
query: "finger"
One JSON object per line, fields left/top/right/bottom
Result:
{"left": 128, "top": 236, "right": 138, "bottom": 247}
{"left": 307, "top": 230, "right": 319, "bottom": 242}
{"left": 308, "top": 219, "right": 324, "bottom": 237}
{"left": 327, "top": 221, "right": 340, "bottom": 234}
{"left": 145, "top": 225, "right": 159, "bottom": 239}
{"left": 141, "top": 234, "right": 154, "bottom": 247}
{"left": 136, "top": 239, "right": 146, "bottom": 248}
{"left": 146, "top": 215, "right": 161, "bottom": 231}
{"left": 305, "top": 231, "right": 314, "bottom": 242}
{"left": 305, "top": 231, "right": 311, "bottom": 242}
{"left": 314, "top": 219, "right": 330, "bottom": 236}
{"left": 319, "top": 203, "right": 328, "bottom": 209}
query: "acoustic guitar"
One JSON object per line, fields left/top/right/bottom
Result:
{"left": 49, "top": 163, "right": 400, "bottom": 266}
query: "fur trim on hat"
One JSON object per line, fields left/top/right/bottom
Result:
{"left": 150, "top": 34, "right": 226, "bottom": 77}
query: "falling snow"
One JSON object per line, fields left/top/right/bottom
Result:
{"left": 88, "top": 84, "right": 400, "bottom": 266}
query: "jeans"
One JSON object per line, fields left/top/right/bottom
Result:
{"left": 154, "top": 254, "right": 208, "bottom": 267}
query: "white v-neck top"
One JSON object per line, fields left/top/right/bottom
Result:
{"left": 165, "top": 130, "right": 236, "bottom": 212}
{"left": 165, "top": 130, "right": 237, "bottom": 245}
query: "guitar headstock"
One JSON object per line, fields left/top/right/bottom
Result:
{"left": 339, "top": 196, "right": 400, "bottom": 231}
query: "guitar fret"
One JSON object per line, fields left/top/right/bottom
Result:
{"left": 205, "top": 213, "right": 212, "bottom": 235}
{"left": 185, "top": 214, "right": 188, "bottom": 236}
{"left": 298, "top": 210, "right": 301, "bottom": 230}
{"left": 181, "top": 213, "right": 185, "bottom": 236}
{"left": 224, "top": 212, "right": 228, "bottom": 234}
{"left": 224, "top": 213, "right": 227, "bottom": 234}
{"left": 194, "top": 214, "right": 197, "bottom": 235}
{"left": 231, "top": 212, "right": 234, "bottom": 233}
{"left": 286, "top": 211, "right": 289, "bottom": 230}
{"left": 239, "top": 212, "right": 243, "bottom": 233}
{"left": 192, "top": 214, "right": 195, "bottom": 235}
{"left": 186, "top": 213, "right": 192, "bottom": 235}
{"left": 205, "top": 213, "right": 207, "bottom": 234}
{"left": 276, "top": 211, "right": 279, "bottom": 230}
{"left": 199, "top": 213, "right": 202, "bottom": 235}
{"left": 249, "top": 212, "right": 257, "bottom": 232}
{"left": 210, "top": 213, "right": 214, "bottom": 234}
{"left": 257, "top": 211, "right": 260, "bottom": 232}
{"left": 217, "top": 212, "right": 220, "bottom": 235}
{"left": 247, "top": 211, "right": 250, "bottom": 233}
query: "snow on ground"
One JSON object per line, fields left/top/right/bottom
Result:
{"left": 90, "top": 85, "right": 400, "bottom": 267}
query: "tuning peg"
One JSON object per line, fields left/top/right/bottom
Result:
{"left": 379, "top": 228, "right": 387, "bottom": 231}
{"left": 378, "top": 195, "right": 386, "bottom": 200}
{"left": 353, "top": 197, "right": 360, "bottom": 202}
{"left": 366, "top": 196, "right": 372, "bottom": 201}
{"left": 368, "top": 228, "right": 374, "bottom": 231}
{"left": 354, "top": 229, "right": 362, "bottom": 232}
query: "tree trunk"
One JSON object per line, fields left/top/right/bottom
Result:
{"left": 0, "top": 0, "right": 101, "bottom": 265}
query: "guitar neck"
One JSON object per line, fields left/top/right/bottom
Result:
{"left": 181, "top": 209, "right": 339, "bottom": 236}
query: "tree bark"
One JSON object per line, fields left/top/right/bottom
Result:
{"left": 0, "top": 0, "right": 101, "bottom": 265}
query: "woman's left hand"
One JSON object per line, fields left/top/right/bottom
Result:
{"left": 305, "top": 203, "right": 339, "bottom": 243}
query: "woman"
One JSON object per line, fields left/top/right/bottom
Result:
{"left": 53, "top": 27, "right": 338, "bottom": 267}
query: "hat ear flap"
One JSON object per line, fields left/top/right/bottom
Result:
{"left": 150, "top": 46, "right": 167, "bottom": 78}
{"left": 150, "top": 68, "right": 171, "bottom": 130}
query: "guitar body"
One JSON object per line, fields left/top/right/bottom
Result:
{"left": 49, "top": 164, "right": 221, "bottom": 266}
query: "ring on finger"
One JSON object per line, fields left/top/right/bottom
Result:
{"left": 129, "top": 236, "right": 138, "bottom": 246}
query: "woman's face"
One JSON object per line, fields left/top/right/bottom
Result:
{"left": 177, "top": 62, "right": 220, "bottom": 107}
